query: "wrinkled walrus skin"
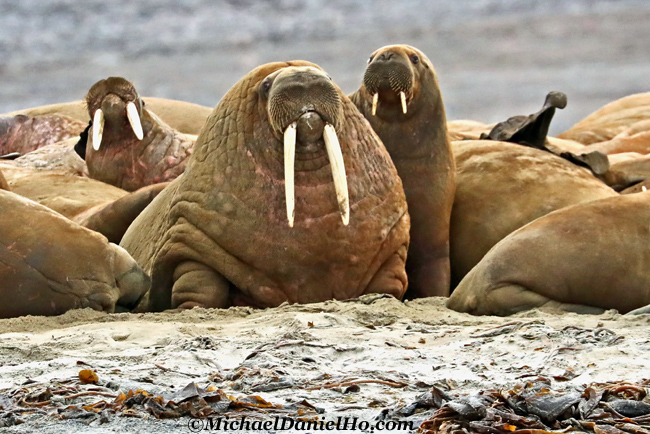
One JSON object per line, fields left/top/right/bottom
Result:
{"left": 0, "top": 113, "right": 86, "bottom": 156}
{"left": 448, "top": 191, "right": 650, "bottom": 316}
{"left": 81, "top": 77, "right": 195, "bottom": 192}
{"left": 121, "top": 61, "right": 410, "bottom": 311}
{"left": 0, "top": 188, "right": 149, "bottom": 318}
{"left": 350, "top": 45, "right": 455, "bottom": 299}
{"left": 450, "top": 140, "right": 618, "bottom": 287}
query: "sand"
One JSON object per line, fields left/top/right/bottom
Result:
{"left": 0, "top": 295, "right": 648, "bottom": 432}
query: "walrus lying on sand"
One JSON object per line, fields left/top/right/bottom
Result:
{"left": 350, "top": 44, "right": 455, "bottom": 299}
{"left": 0, "top": 113, "right": 86, "bottom": 156}
{"left": 450, "top": 140, "right": 617, "bottom": 287}
{"left": 78, "top": 77, "right": 196, "bottom": 191}
{"left": 121, "top": 61, "right": 410, "bottom": 311}
{"left": 0, "top": 184, "right": 149, "bottom": 318}
{"left": 448, "top": 191, "right": 650, "bottom": 316}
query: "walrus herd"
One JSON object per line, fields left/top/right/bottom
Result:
{"left": 1, "top": 44, "right": 650, "bottom": 319}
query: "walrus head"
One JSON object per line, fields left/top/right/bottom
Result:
{"left": 85, "top": 77, "right": 145, "bottom": 151}
{"left": 362, "top": 45, "right": 436, "bottom": 120}
{"left": 259, "top": 66, "right": 348, "bottom": 227}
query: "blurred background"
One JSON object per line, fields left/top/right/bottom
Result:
{"left": 1, "top": 0, "right": 649, "bottom": 134}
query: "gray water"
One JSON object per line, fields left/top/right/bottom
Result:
{"left": 1, "top": 0, "right": 649, "bottom": 135}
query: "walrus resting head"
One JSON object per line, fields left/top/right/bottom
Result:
{"left": 362, "top": 45, "right": 436, "bottom": 120}
{"left": 85, "top": 77, "right": 145, "bottom": 151}
{"left": 258, "top": 66, "right": 348, "bottom": 226}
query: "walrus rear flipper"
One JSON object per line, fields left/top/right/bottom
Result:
{"left": 482, "top": 91, "right": 609, "bottom": 175}
{"left": 77, "top": 182, "right": 170, "bottom": 243}
{"left": 482, "top": 91, "right": 567, "bottom": 148}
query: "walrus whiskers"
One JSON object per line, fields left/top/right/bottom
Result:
{"left": 126, "top": 102, "right": 144, "bottom": 140}
{"left": 283, "top": 122, "right": 297, "bottom": 227}
{"left": 372, "top": 93, "right": 379, "bottom": 116}
{"left": 400, "top": 91, "right": 408, "bottom": 114}
{"left": 92, "top": 109, "right": 105, "bottom": 151}
{"left": 323, "top": 123, "right": 350, "bottom": 225}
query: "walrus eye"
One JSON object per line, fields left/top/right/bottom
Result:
{"left": 261, "top": 79, "right": 272, "bottom": 94}
{"left": 367, "top": 55, "right": 374, "bottom": 64}
{"left": 410, "top": 54, "right": 420, "bottom": 65}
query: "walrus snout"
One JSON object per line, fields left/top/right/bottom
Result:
{"left": 265, "top": 66, "right": 348, "bottom": 228}
{"left": 364, "top": 54, "right": 414, "bottom": 116}
{"left": 267, "top": 66, "right": 342, "bottom": 134}
{"left": 86, "top": 77, "right": 145, "bottom": 151}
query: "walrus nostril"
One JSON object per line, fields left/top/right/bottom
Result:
{"left": 377, "top": 52, "right": 396, "bottom": 62}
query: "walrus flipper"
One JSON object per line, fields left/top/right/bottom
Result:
{"left": 483, "top": 91, "right": 567, "bottom": 149}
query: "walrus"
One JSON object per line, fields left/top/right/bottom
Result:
{"left": 558, "top": 92, "right": 650, "bottom": 145}
{"left": 0, "top": 113, "right": 86, "bottom": 155}
{"left": 447, "top": 191, "right": 650, "bottom": 316}
{"left": 0, "top": 188, "right": 149, "bottom": 318}
{"left": 2, "top": 97, "right": 212, "bottom": 136}
{"left": 1, "top": 162, "right": 168, "bottom": 244}
{"left": 349, "top": 44, "right": 455, "bottom": 298}
{"left": 450, "top": 140, "right": 617, "bottom": 287}
{"left": 0, "top": 168, "right": 8, "bottom": 190}
{"left": 79, "top": 77, "right": 196, "bottom": 191}
{"left": 121, "top": 61, "right": 410, "bottom": 311}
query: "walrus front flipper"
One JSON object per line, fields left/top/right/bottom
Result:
{"left": 0, "top": 152, "right": 21, "bottom": 160}
{"left": 77, "top": 182, "right": 170, "bottom": 243}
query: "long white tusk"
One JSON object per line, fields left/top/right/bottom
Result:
{"left": 92, "top": 109, "right": 105, "bottom": 151}
{"left": 126, "top": 102, "right": 144, "bottom": 140}
{"left": 284, "top": 122, "right": 297, "bottom": 228}
{"left": 371, "top": 93, "right": 379, "bottom": 116}
{"left": 400, "top": 91, "right": 407, "bottom": 114}
{"left": 323, "top": 123, "right": 350, "bottom": 226}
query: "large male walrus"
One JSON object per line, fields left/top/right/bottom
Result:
{"left": 448, "top": 191, "right": 650, "bottom": 316}
{"left": 0, "top": 188, "right": 149, "bottom": 318}
{"left": 79, "top": 77, "right": 196, "bottom": 191}
{"left": 350, "top": 45, "right": 455, "bottom": 298}
{"left": 0, "top": 113, "right": 86, "bottom": 156}
{"left": 450, "top": 140, "right": 617, "bottom": 286}
{"left": 121, "top": 61, "right": 410, "bottom": 311}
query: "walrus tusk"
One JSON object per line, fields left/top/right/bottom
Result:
{"left": 323, "top": 123, "right": 350, "bottom": 225}
{"left": 126, "top": 102, "right": 144, "bottom": 140}
{"left": 372, "top": 93, "right": 379, "bottom": 116}
{"left": 400, "top": 91, "right": 407, "bottom": 114}
{"left": 92, "top": 109, "right": 105, "bottom": 151}
{"left": 284, "top": 122, "right": 297, "bottom": 227}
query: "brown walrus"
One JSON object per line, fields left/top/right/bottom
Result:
{"left": 0, "top": 168, "right": 8, "bottom": 190}
{"left": 2, "top": 97, "right": 212, "bottom": 136}
{"left": 1, "top": 162, "right": 169, "bottom": 244}
{"left": 0, "top": 188, "right": 149, "bottom": 318}
{"left": 350, "top": 44, "right": 455, "bottom": 298}
{"left": 0, "top": 113, "right": 86, "bottom": 156}
{"left": 447, "top": 191, "right": 650, "bottom": 316}
{"left": 450, "top": 140, "right": 617, "bottom": 287}
{"left": 558, "top": 92, "right": 650, "bottom": 145}
{"left": 121, "top": 61, "right": 410, "bottom": 311}
{"left": 79, "top": 77, "right": 195, "bottom": 191}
